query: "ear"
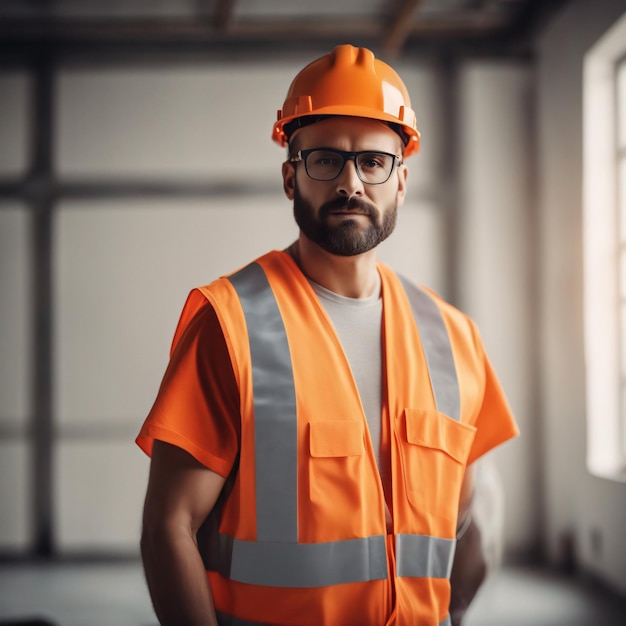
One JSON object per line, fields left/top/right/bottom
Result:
{"left": 396, "top": 163, "right": 408, "bottom": 207}
{"left": 282, "top": 161, "right": 296, "bottom": 200}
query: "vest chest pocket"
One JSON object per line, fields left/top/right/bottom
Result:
{"left": 399, "top": 408, "right": 477, "bottom": 526}
{"left": 307, "top": 420, "right": 366, "bottom": 510}
{"left": 310, "top": 420, "right": 364, "bottom": 457}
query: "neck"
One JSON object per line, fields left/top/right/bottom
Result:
{"left": 286, "top": 236, "right": 380, "bottom": 299}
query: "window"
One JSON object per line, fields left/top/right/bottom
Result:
{"left": 583, "top": 13, "right": 626, "bottom": 480}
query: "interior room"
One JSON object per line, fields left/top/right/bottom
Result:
{"left": 1, "top": 1, "right": 625, "bottom": 624}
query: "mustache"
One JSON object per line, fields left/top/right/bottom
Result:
{"left": 319, "top": 197, "right": 378, "bottom": 219}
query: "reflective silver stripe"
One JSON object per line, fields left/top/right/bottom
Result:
{"left": 212, "top": 532, "right": 387, "bottom": 588}
{"left": 399, "top": 277, "right": 460, "bottom": 420}
{"left": 396, "top": 533, "right": 456, "bottom": 579}
{"left": 228, "top": 263, "right": 298, "bottom": 542}
{"left": 439, "top": 616, "right": 452, "bottom": 626}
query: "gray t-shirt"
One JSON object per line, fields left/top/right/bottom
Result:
{"left": 308, "top": 276, "right": 384, "bottom": 471}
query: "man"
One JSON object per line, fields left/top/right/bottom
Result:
{"left": 137, "top": 44, "right": 519, "bottom": 626}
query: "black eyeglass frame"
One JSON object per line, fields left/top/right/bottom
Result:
{"left": 289, "top": 147, "right": 403, "bottom": 185}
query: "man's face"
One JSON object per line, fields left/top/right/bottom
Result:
{"left": 282, "top": 117, "right": 408, "bottom": 257}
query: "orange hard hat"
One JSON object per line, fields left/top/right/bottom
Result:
{"left": 272, "top": 44, "right": 420, "bottom": 157}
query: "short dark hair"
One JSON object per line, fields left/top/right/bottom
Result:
{"left": 284, "top": 115, "right": 409, "bottom": 155}
{"left": 283, "top": 115, "right": 333, "bottom": 145}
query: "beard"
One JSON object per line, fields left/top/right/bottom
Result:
{"left": 293, "top": 186, "right": 397, "bottom": 257}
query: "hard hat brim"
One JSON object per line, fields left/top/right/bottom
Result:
{"left": 273, "top": 107, "right": 420, "bottom": 157}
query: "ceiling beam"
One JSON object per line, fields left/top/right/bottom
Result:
{"left": 382, "top": 0, "right": 424, "bottom": 60}
{"left": 213, "top": 0, "right": 237, "bottom": 31}
{"left": 0, "top": 12, "right": 520, "bottom": 46}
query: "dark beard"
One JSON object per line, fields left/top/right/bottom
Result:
{"left": 293, "top": 186, "right": 397, "bottom": 257}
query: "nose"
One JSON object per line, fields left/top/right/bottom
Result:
{"left": 335, "top": 157, "right": 364, "bottom": 197}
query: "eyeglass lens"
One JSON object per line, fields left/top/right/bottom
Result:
{"left": 304, "top": 150, "right": 395, "bottom": 184}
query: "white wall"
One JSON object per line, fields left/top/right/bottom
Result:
{"left": 457, "top": 62, "right": 537, "bottom": 557}
{"left": 537, "top": 0, "right": 626, "bottom": 593}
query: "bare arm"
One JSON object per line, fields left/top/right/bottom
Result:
{"left": 141, "top": 440, "right": 226, "bottom": 626}
{"left": 449, "top": 464, "right": 487, "bottom": 626}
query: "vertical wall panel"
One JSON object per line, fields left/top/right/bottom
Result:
{"left": 457, "top": 62, "right": 537, "bottom": 556}
{"left": 0, "top": 205, "right": 32, "bottom": 551}
{"left": 0, "top": 72, "right": 30, "bottom": 176}
{"left": 0, "top": 442, "right": 31, "bottom": 550}
{"left": 0, "top": 206, "right": 32, "bottom": 426}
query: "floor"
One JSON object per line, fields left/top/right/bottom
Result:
{"left": 0, "top": 561, "right": 624, "bottom": 626}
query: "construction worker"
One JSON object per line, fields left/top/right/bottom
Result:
{"left": 137, "top": 44, "right": 519, "bottom": 626}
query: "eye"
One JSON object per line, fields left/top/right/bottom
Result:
{"left": 358, "top": 153, "right": 387, "bottom": 170}
{"left": 312, "top": 151, "right": 342, "bottom": 168}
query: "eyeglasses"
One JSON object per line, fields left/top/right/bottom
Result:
{"left": 289, "top": 148, "right": 402, "bottom": 185}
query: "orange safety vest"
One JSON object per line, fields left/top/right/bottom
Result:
{"left": 195, "top": 251, "right": 483, "bottom": 626}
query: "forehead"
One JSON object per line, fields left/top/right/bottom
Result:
{"left": 292, "top": 116, "right": 402, "bottom": 153}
